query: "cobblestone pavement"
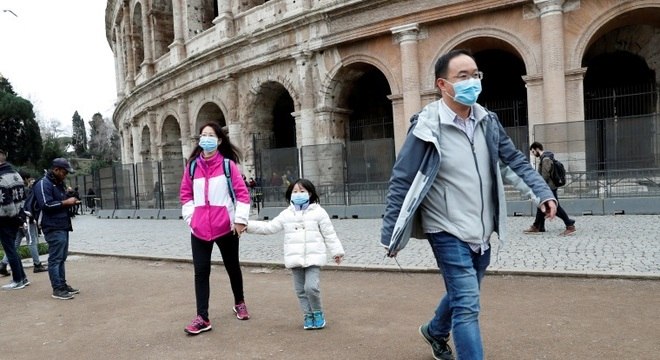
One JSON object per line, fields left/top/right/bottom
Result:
{"left": 68, "top": 214, "right": 659, "bottom": 278}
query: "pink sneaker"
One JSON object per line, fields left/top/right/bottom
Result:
{"left": 184, "top": 315, "right": 212, "bottom": 335}
{"left": 233, "top": 302, "right": 250, "bottom": 320}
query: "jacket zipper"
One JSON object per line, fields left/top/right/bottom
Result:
{"left": 462, "top": 130, "right": 486, "bottom": 246}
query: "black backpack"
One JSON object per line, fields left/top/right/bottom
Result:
{"left": 22, "top": 180, "right": 42, "bottom": 220}
{"left": 550, "top": 158, "right": 567, "bottom": 187}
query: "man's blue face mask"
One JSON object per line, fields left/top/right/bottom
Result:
{"left": 447, "top": 78, "right": 482, "bottom": 106}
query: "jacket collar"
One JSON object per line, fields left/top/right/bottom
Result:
{"left": 411, "top": 100, "right": 490, "bottom": 150}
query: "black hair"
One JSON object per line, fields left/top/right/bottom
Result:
{"left": 434, "top": 49, "right": 474, "bottom": 80}
{"left": 529, "top": 141, "right": 544, "bottom": 151}
{"left": 285, "top": 178, "right": 320, "bottom": 204}
{"left": 187, "top": 122, "right": 242, "bottom": 163}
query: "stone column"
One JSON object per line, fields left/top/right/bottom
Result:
{"left": 122, "top": 4, "right": 136, "bottom": 91}
{"left": 169, "top": 0, "right": 187, "bottom": 64}
{"left": 390, "top": 23, "right": 421, "bottom": 152}
{"left": 141, "top": 0, "right": 154, "bottom": 78}
{"left": 213, "top": 0, "right": 234, "bottom": 39}
{"left": 121, "top": 122, "right": 132, "bottom": 164}
{"left": 113, "top": 28, "right": 125, "bottom": 99}
{"left": 131, "top": 118, "right": 143, "bottom": 164}
{"left": 565, "top": 67, "right": 588, "bottom": 171}
{"left": 293, "top": 51, "right": 316, "bottom": 147}
{"left": 178, "top": 97, "right": 192, "bottom": 158}
{"left": 148, "top": 112, "right": 159, "bottom": 161}
{"left": 535, "top": 0, "right": 567, "bottom": 124}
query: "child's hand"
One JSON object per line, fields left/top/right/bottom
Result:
{"left": 333, "top": 255, "right": 343, "bottom": 265}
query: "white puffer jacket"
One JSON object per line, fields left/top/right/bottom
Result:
{"left": 246, "top": 204, "right": 344, "bottom": 268}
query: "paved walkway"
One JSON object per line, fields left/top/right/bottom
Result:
{"left": 66, "top": 213, "right": 660, "bottom": 278}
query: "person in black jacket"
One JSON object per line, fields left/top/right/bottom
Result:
{"left": 34, "top": 158, "right": 80, "bottom": 300}
{"left": 0, "top": 149, "right": 29, "bottom": 290}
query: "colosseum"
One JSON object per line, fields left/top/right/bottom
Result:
{"left": 104, "top": 0, "right": 659, "bottom": 216}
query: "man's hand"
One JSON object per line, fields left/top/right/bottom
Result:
{"left": 540, "top": 200, "right": 557, "bottom": 220}
{"left": 62, "top": 197, "right": 78, "bottom": 207}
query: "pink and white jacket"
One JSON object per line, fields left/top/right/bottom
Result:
{"left": 180, "top": 153, "right": 251, "bottom": 241}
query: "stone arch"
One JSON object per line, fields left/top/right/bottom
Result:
{"left": 132, "top": 2, "right": 145, "bottom": 70}
{"left": 428, "top": 28, "right": 538, "bottom": 89}
{"left": 152, "top": 0, "right": 174, "bottom": 59}
{"left": 247, "top": 79, "right": 298, "bottom": 149}
{"left": 320, "top": 54, "right": 400, "bottom": 109}
{"left": 161, "top": 115, "right": 183, "bottom": 161}
{"left": 577, "top": 5, "right": 659, "bottom": 171}
{"left": 571, "top": 1, "right": 660, "bottom": 70}
{"left": 193, "top": 101, "right": 227, "bottom": 134}
{"left": 320, "top": 59, "right": 396, "bottom": 184}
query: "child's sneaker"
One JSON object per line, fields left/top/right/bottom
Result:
{"left": 233, "top": 301, "right": 250, "bottom": 320}
{"left": 184, "top": 315, "right": 212, "bottom": 335}
{"left": 312, "top": 310, "right": 326, "bottom": 329}
{"left": 303, "top": 313, "right": 314, "bottom": 330}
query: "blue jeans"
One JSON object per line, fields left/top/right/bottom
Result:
{"left": 0, "top": 225, "right": 26, "bottom": 283}
{"left": 427, "top": 232, "right": 491, "bottom": 360}
{"left": 45, "top": 230, "right": 69, "bottom": 290}
{"left": 2, "top": 222, "right": 40, "bottom": 265}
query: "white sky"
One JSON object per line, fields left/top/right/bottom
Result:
{"left": 0, "top": 0, "right": 116, "bottom": 135}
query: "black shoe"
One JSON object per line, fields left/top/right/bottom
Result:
{"left": 65, "top": 284, "right": 80, "bottom": 294}
{"left": 0, "top": 264, "right": 10, "bottom": 277}
{"left": 419, "top": 324, "right": 454, "bottom": 360}
{"left": 33, "top": 263, "right": 48, "bottom": 273}
{"left": 52, "top": 288, "right": 75, "bottom": 300}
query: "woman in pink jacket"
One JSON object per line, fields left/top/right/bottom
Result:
{"left": 179, "top": 122, "right": 251, "bottom": 335}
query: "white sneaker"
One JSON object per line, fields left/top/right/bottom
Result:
{"left": 2, "top": 278, "right": 29, "bottom": 290}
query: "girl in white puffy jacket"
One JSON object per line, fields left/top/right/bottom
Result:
{"left": 245, "top": 178, "right": 344, "bottom": 330}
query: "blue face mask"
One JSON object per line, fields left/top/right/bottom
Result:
{"left": 198, "top": 136, "right": 218, "bottom": 152}
{"left": 290, "top": 193, "right": 310, "bottom": 205}
{"left": 448, "top": 78, "right": 482, "bottom": 106}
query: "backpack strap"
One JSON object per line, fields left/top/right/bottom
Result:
{"left": 188, "top": 159, "right": 197, "bottom": 180}
{"left": 224, "top": 158, "right": 236, "bottom": 205}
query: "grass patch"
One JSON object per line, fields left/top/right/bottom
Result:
{"left": 0, "top": 242, "right": 48, "bottom": 259}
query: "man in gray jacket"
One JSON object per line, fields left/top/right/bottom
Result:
{"left": 381, "top": 49, "right": 557, "bottom": 360}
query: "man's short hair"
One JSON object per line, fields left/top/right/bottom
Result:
{"left": 434, "top": 49, "right": 474, "bottom": 80}
{"left": 529, "top": 142, "right": 544, "bottom": 151}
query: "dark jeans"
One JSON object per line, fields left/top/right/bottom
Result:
{"left": 191, "top": 232, "right": 245, "bottom": 320}
{"left": 427, "top": 232, "right": 491, "bottom": 360}
{"left": 533, "top": 189, "right": 574, "bottom": 231}
{"left": 0, "top": 225, "right": 26, "bottom": 283}
{"left": 45, "top": 230, "right": 69, "bottom": 290}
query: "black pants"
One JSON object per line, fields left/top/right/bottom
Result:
{"left": 533, "top": 188, "right": 574, "bottom": 231}
{"left": 191, "top": 232, "right": 244, "bottom": 320}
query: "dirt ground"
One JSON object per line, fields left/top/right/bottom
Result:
{"left": 1, "top": 256, "right": 658, "bottom": 360}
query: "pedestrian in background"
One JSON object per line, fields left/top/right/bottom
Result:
{"left": 0, "top": 148, "right": 30, "bottom": 290}
{"left": 35, "top": 158, "right": 80, "bottom": 300}
{"left": 381, "top": 49, "right": 556, "bottom": 359}
{"left": 246, "top": 178, "right": 345, "bottom": 330}
{"left": 524, "top": 141, "right": 577, "bottom": 236}
{"left": 180, "top": 122, "right": 252, "bottom": 335}
{"left": 0, "top": 173, "right": 46, "bottom": 276}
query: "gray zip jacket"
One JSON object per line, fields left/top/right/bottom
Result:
{"left": 380, "top": 100, "right": 554, "bottom": 256}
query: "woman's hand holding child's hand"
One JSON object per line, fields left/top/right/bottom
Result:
{"left": 234, "top": 223, "right": 247, "bottom": 237}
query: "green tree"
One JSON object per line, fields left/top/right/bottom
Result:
{"left": 71, "top": 111, "right": 87, "bottom": 156}
{"left": 0, "top": 75, "right": 43, "bottom": 166}
{"left": 88, "top": 112, "right": 120, "bottom": 164}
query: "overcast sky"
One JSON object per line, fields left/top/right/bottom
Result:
{"left": 0, "top": 0, "right": 116, "bottom": 135}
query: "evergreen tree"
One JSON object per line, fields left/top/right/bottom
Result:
{"left": 88, "top": 112, "right": 120, "bottom": 163}
{"left": 71, "top": 111, "right": 87, "bottom": 156}
{"left": 0, "top": 75, "right": 43, "bottom": 166}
